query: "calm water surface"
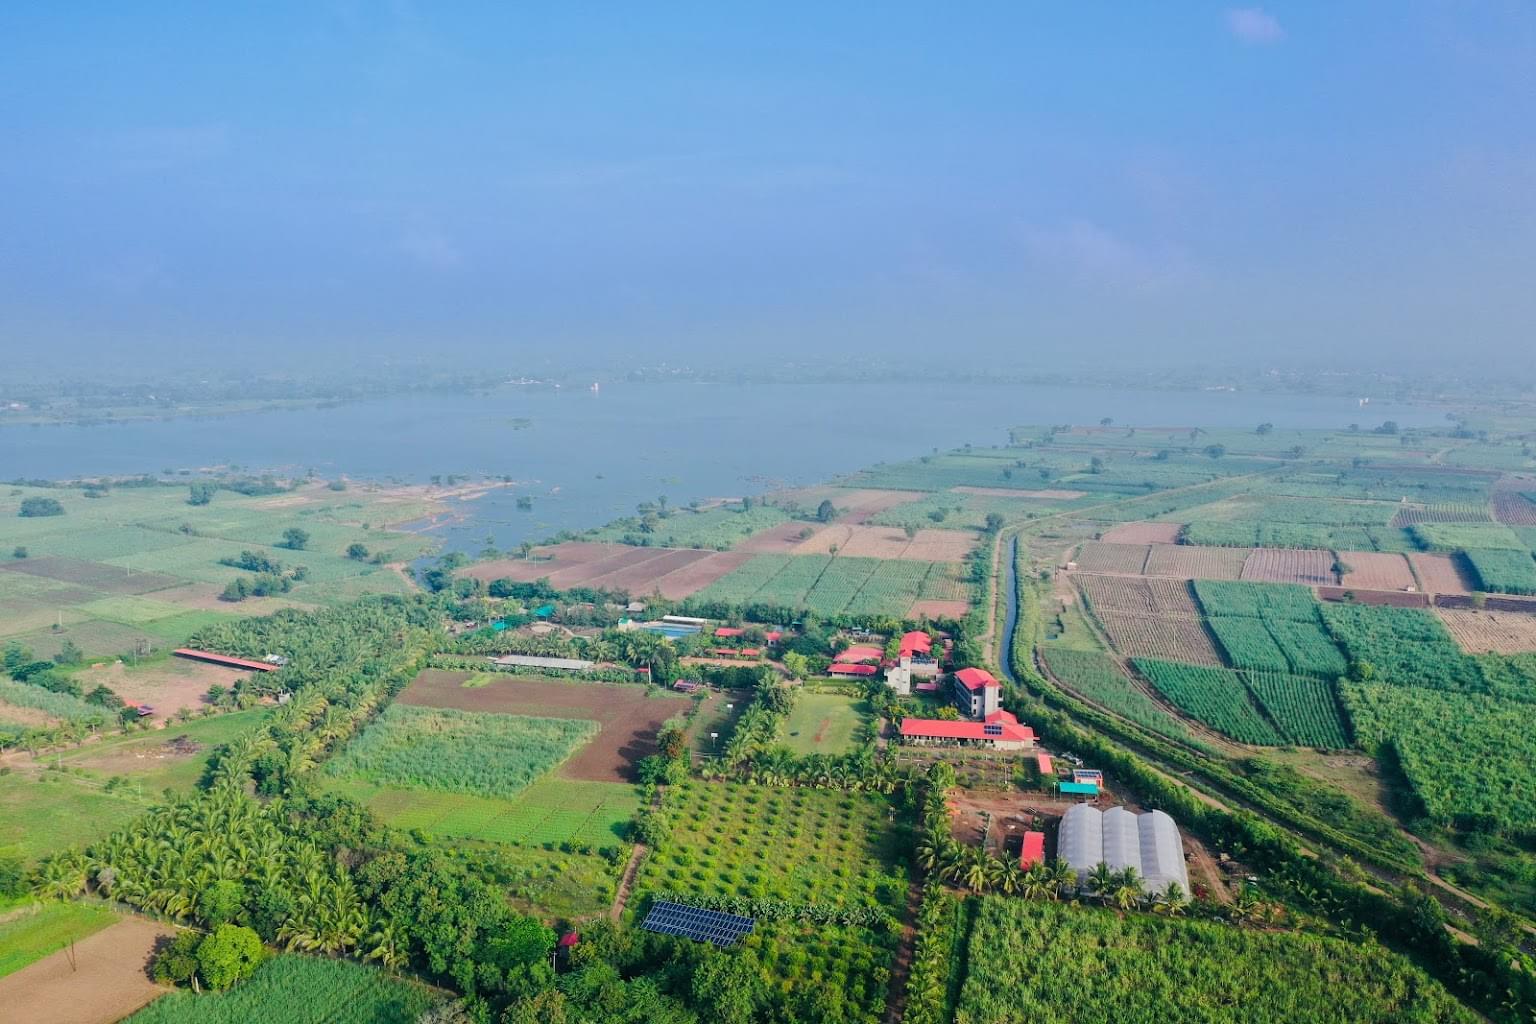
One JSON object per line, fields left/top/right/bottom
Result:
{"left": 0, "top": 381, "right": 1442, "bottom": 558}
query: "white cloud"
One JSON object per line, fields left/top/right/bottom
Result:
{"left": 395, "top": 223, "right": 463, "bottom": 270}
{"left": 1226, "top": 7, "right": 1285, "bottom": 45}
{"left": 1020, "top": 220, "right": 1203, "bottom": 295}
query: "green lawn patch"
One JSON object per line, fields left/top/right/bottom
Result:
{"left": 780, "top": 692, "right": 869, "bottom": 755}
{"left": 0, "top": 902, "right": 117, "bottom": 978}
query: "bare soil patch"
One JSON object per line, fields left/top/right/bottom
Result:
{"left": 149, "top": 582, "right": 316, "bottom": 615}
{"left": 1437, "top": 608, "right": 1536, "bottom": 655}
{"left": 1099, "top": 521, "right": 1185, "bottom": 545}
{"left": 85, "top": 657, "right": 241, "bottom": 712}
{"left": 947, "top": 789, "right": 1078, "bottom": 856}
{"left": 909, "top": 599, "right": 970, "bottom": 620}
{"left": 1143, "top": 544, "right": 1250, "bottom": 580}
{"left": 771, "top": 487, "right": 922, "bottom": 524}
{"left": 1317, "top": 586, "right": 1428, "bottom": 608}
{"left": 399, "top": 669, "right": 690, "bottom": 782}
{"left": 792, "top": 524, "right": 975, "bottom": 563}
{"left": 0, "top": 916, "right": 174, "bottom": 1024}
{"left": 1075, "top": 575, "right": 1200, "bottom": 618}
{"left": 1407, "top": 552, "right": 1476, "bottom": 595}
{"left": 736, "top": 520, "right": 817, "bottom": 553}
{"left": 1095, "top": 611, "right": 1224, "bottom": 666}
{"left": 951, "top": 486, "right": 1088, "bottom": 500}
{"left": 1338, "top": 551, "right": 1416, "bottom": 592}
{"left": 1071, "top": 542, "right": 1150, "bottom": 574}
{"left": 1241, "top": 548, "right": 1336, "bottom": 586}
{"left": 0, "top": 701, "right": 60, "bottom": 728}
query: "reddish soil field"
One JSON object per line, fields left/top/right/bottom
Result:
{"left": 736, "top": 521, "right": 818, "bottom": 554}
{"left": 951, "top": 486, "right": 1088, "bottom": 500}
{"left": 1317, "top": 586, "right": 1428, "bottom": 608}
{"left": 1099, "top": 521, "right": 1185, "bottom": 545}
{"left": 792, "top": 524, "right": 975, "bottom": 562}
{"left": 1407, "top": 552, "right": 1476, "bottom": 595}
{"left": 399, "top": 669, "right": 690, "bottom": 782}
{"left": 1492, "top": 490, "right": 1536, "bottom": 526}
{"left": 1142, "top": 544, "right": 1250, "bottom": 581}
{"left": 1241, "top": 548, "right": 1336, "bottom": 586}
{"left": 910, "top": 599, "right": 970, "bottom": 620}
{"left": 1338, "top": 551, "right": 1416, "bottom": 592}
{"left": 458, "top": 543, "right": 749, "bottom": 599}
{"left": 1071, "top": 542, "right": 1150, "bottom": 574}
{"left": 1094, "top": 610, "right": 1224, "bottom": 666}
{"left": 81, "top": 657, "right": 244, "bottom": 714}
{"left": 1075, "top": 575, "right": 1201, "bottom": 618}
{"left": 1437, "top": 608, "right": 1536, "bottom": 655}
{"left": 0, "top": 917, "right": 173, "bottom": 1024}
{"left": 0, "top": 558, "right": 180, "bottom": 595}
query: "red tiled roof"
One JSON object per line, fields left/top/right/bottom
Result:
{"left": 714, "top": 627, "right": 745, "bottom": 638}
{"left": 1020, "top": 831, "right": 1046, "bottom": 868}
{"left": 834, "top": 645, "right": 884, "bottom": 663}
{"left": 829, "top": 663, "right": 878, "bottom": 676}
{"left": 954, "top": 667, "right": 999, "bottom": 691}
{"left": 915, "top": 681, "right": 940, "bottom": 692}
{"left": 173, "top": 649, "right": 278, "bottom": 672}
{"left": 1036, "top": 754, "right": 1055, "bottom": 776}
{"left": 900, "top": 709, "right": 1034, "bottom": 742}
{"left": 558, "top": 932, "right": 580, "bottom": 948}
{"left": 899, "top": 631, "right": 933, "bottom": 656}
{"left": 765, "top": 631, "right": 783, "bottom": 643}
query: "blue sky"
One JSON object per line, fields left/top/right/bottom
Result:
{"left": 2, "top": 3, "right": 1533, "bottom": 372}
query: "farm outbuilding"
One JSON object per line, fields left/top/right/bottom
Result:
{"left": 898, "top": 709, "right": 1036, "bottom": 750}
{"left": 1057, "top": 804, "right": 1189, "bottom": 896}
{"left": 491, "top": 654, "right": 595, "bottom": 672}
{"left": 829, "top": 663, "right": 878, "bottom": 677}
{"left": 173, "top": 648, "right": 279, "bottom": 672}
{"left": 1020, "top": 831, "right": 1046, "bottom": 868}
{"left": 834, "top": 645, "right": 884, "bottom": 664}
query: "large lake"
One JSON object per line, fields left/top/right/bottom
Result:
{"left": 0, "top": 380, "right": 1443, "bottom": 558}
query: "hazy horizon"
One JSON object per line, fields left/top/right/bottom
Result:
{"left": 3, "top": 3, "right": 1534, "bottom": 374}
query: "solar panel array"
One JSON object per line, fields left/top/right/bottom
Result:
{"left": 641, "top": 901, "right": 756, "bottom": 947}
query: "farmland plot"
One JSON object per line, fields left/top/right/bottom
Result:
{"left": 1075, "top": 574, "right": 1201, "bottom": 617}
{"left": 1071, "top": 542, "right": 1149, "bottom": 574}
{"left": 1099, "top": 521, "right": 1185, "bottom": 544}
{"left": 1320, "top": 603, "right": 1486, "bottom": 694}
{"left": 1243, "top": 672, "right": 1350, "bottom": 748}
{"left": 1492, "top": 490, "right": 1536, "bottom": 526}
{"left": 1338, "top": 551, "right": 1417, "bottom": 592}
{"left": 1095, "top": 611, "right": 1223, "bottom": 667}
{"left": 1192, "top": 580, "right": 1319, "bottom": 621}
{"left": 1407, "top": 552, "right": 1476, "bottom": 595}
{"left": 791, "top": 524, "right": 974, "bottom": 562}
{"left": 1206, "top": 617, "right": 1290, "bottom": 673}
{"left": 1241, "top": 548, "right": 1336, "bottom": 586}
{"left": 1437, "top": 609, "right": 1536, "bottom": 655}
{"left": 1391, "top": 503, "right": 1493, "bottom": 527}
{"left": 1040, "top": 646, "right": 1203, "bottom": 746}
{"left": 1142, "top": 544, "right": 1250, "bottom": 580}
{"left": 1265, "top": 618, "right": 1350, "bottom": 678}
{"left": 1134, "top": 660, "right": 1283, "bottom": 745}
{"left": 1462, "top": 548, "right": 1536, "bottom": 596}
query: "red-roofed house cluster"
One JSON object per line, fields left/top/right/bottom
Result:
{"left": 897, "top": 666, "right": 1038, "bottom": 750}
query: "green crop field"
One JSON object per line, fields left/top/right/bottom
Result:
{"left": 1462, "top": 547, "right": 1536, "bottom": 595}
{"left": 1192, "top": 580, "right": 1319, "bottom": 620}
{"left": 1243, "top": 671, "right": 1350, "bottom": 748}
{"left": 328, "top": 775, "right": 641, "bottom": 849}
{"left": 324, "top": 704, "right": 597, "bottom": 800}
{"left": 586, "top": 504, "right": 790, "bottom": 549}
{"left": 0, "top": 902, "right": 117, "bottom": 978}
{"left": 692, "top": 553, "right": 972, "bottom": 616}
{"left": 1343, "top": 682, "right": 1536, "bottom": 831}
{"left": 55, "top": 709, "right": 273, "bottom": 794}
{"left": 0, "top": 482, "right": 437, "bottom": 657}
{"left": 1206, "top": 616, "right": 1292, "bottom": 672}
{"left": 125, "top": 955, "right": 441, "bottom": 1024}
{"left": 779, "top": 692, "right": 870, "bottom": 754}
{"left": 1409, "top": 522, "right": 1525, "bottom": 552}
{"left": 1264, "top": 618, "right": 1349, "bottom": 678}
{"left": 1040, "top": 646, "right": 1203, "bottom": 747}
{"left": 1135, "top": 659, "right": 1284, "bottom": 745}
{"left": 1320, "top": 603, "right": 1486, "bottom": 693}
{"left": 955, "top": 900, "right": 1479, "bottom": 1024}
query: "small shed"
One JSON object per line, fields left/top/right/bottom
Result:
{"left": 1036, "top": 753, "right": 1055, "bottom": 776}
{"left": 1059, "top": 780, "right": 1099, "bottom": 798}
{"left": 1020, "top": 831, "right": 1046, "bottom": 869}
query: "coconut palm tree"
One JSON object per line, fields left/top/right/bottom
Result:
{"left": 1154, "top": 881, "right": 1189, "bottom": 916}
{"left": 1087, "top": 861, "right": 1114, "bottom": 901}
{"left": 1108, "top": 867, "right": 1144, "bottom": 911}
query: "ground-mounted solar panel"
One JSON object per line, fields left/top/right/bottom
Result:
{"left": 641, "top": 900, "right": 755, "bottom": 947}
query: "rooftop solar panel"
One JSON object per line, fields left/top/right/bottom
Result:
{"left": 641, "top": 900, "right": 756, "bottom": 947}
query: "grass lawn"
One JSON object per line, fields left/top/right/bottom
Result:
{"left": 0, "top": 773, "right": 150, "bottom": 863}
{"left": 0, "top": 902, "right": 118, "bottom": 978}
{"left": 57, "top": 709, "right": 272, "bottom": 794}
{"left": 780, "top": 691, "right": 870, "bottom": 755}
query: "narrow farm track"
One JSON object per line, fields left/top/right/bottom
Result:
{"left": 881, "top": 881, "right": 924, "bottom": 1024}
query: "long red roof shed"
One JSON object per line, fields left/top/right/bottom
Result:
{"left": 899, "top": 709, "right": 1035, "bottom": 743}
{"left": 954, "top": 667, "right": 1000, "bottom": 691}
{"left": 1036, "top": 753, "right": 1055, "bottom": 776}
{"left": 173, "top": 649, "right": 278, "bottom": 672}
{"left": 829, "top": 663, "right": 878, "bottom": 677}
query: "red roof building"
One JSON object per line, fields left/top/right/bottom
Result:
{"left": 829, "top": 663, "right": 878, "bottom": 677}
{"left": 713, "top": 627, "right": 745, "bottom": 638}
{"left": 764, "top": 631, "right": 783, "bottom": 644}
{"left": 834, "top": 645, "right": 884, "bottom": 664}
{"left": 1020, "top": 831, "right": 1046, "bottom": 868}
{"left": 173, "top": 649, "right": 279, "bottom": 672}
{"left": 1036, "top": 753, "right": 1055, "bottom": 776}
{"left": 954, "top": 667, "right": 999, "bottom": 690}
{"left": 899, "top": 709, "right": 1036, "bottom": 749}
{"left": 898, "top": 631, "right": 933, "bottom": 658}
